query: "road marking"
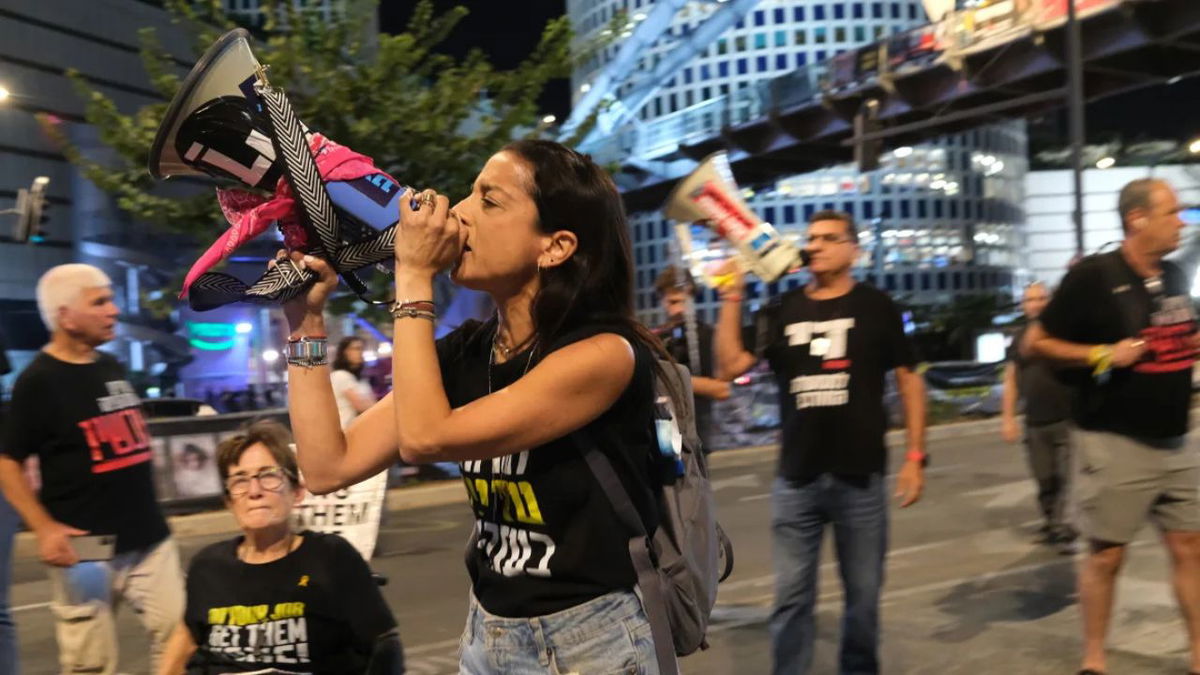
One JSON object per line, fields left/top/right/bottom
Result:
{"left": 738, "top": 464, "right": 970, "bottom": 502}
{"left": 716, "top": 520, "right": 1042, "bottom": 599}
{"left": 403, "top": 653, "right": 460, "bottom": 675}
{"left": 711, "top": 473, "right": 761, "bottom": 491}
{"left": 718, "top": 538, "right": 959, "bottom": 593}
{"left": 404, "top": 637, "right": 462, "bottom": 655}
{"left": 378, "top": 518, "right": 462, "bottom": 534}
{"left": 13, "top": 601, "right": 49, "bottom": 613}
{"left": 732, "top": 539, "right": 1154, "bottom": 609}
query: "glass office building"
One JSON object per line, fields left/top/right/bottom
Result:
{"left": 567, "top": 0, "right": 1027, "bottom": 325}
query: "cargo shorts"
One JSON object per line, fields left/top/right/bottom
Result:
{"left": 1074, "top": 429, "right": 1200, "bottom": 544}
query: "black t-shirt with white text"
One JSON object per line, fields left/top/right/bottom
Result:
{"left": 1039, "top": 251, "right": 1196, "bottom": 439}
{"left": 2, "top": 351, "right": 168, "bottom": 553}
{"left": 752, "top": 284, "right": 917, "bottom": 481}
{"left": 437, "top": 319, "right": 660, "bottom": 618}
{"left": 184, "top": 531, "right": 397, "bottom": 674}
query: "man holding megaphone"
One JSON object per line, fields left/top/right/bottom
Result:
{"left": 713, "top": 210, "right": 927, "bottom": 675}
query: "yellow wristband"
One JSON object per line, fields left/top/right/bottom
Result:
{"left": 1088, "top": 344, "right": 1113, "bottom": 376}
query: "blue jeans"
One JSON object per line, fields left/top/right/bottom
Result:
{"left": 460, "top": 589, "right": 660, "bottom": 674}
{"left": 769, "top": 473, "right": 888, "bottom": 675}
{"left": 0, "top": 491, "right": 18, "bottom": 674}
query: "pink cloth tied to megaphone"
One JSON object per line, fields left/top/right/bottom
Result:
{"left": 180, "top": 133, "right": 395, "bottom": 297}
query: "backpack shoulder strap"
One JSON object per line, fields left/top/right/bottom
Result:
{"left": 658, "top": 360, "right": 703, "bottom": 458}
{"left": 572, "top": 431, "right": 679, "bottom": 675}
{"left": 1096, "top": 251, "right": 1143, "bottom": 337}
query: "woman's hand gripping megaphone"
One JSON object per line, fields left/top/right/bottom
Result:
{"left": 395, "top": 187, "right": 463, "bottom": 277}
{"left": 277, "top": 251, "right": 337, "bottom": 340}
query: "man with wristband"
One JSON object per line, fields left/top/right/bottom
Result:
{"left": 1028, "top": 178, "right": 1200, "bottom": 675}
{"left": 714, "top": 210, "right": 927, "bottom": 675}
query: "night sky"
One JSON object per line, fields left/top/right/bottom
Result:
{"left": 377, "top": 1, "right": 571, "bottom": 120}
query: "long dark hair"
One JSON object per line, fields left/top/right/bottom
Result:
{"left": 500, "top": 139, "right": 683, "bottom": 407}
{"left": 332, "top": 336, "right": 364, "bottom": 378}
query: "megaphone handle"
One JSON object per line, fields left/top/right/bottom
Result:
{"left": 257, "top": 86, "right": 339, "bottom": 258}
{"left": 343, "top": 269, "right": 392, "bottom": 306}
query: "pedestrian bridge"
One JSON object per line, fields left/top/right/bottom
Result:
{"left": 590, "top": 0, "right": 1200, "bottom": 211}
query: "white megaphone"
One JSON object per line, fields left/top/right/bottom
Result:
{"left": 921, "top": 0, "right": 956, "bottom": 22}
{"left": 149, "top": 29, "right": 281, "bottom": 189}
{"left": 664, "top": 152, "right": 803, "bottom": 282}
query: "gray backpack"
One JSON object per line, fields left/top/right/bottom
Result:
{"left": 573, "top": 361, "right": 734, "bottom": 675}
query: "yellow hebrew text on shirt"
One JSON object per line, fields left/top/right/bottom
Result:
{"left": 462, "top": 477, "right": 545, "bottom": 525}
{"left": 208, "top": 602, "right": 306, "bottom": 625}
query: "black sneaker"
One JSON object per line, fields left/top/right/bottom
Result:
{"left": 1053, "top": 528, "right": 1080, "bottom": 555}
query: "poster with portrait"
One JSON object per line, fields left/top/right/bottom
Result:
{"left": 169, "top": 433, "right": 224, "bottom": 499}
{"left": 149, "top": 436, "right": 171, "bottom": 498}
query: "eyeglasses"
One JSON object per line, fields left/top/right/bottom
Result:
{"left": 225, "top": 467, "right": 289, "bottom": 496}
{"left": 805, "top": 233, "right": 854, "bottom": 245}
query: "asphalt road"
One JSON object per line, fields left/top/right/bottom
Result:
{"left": 10, "top": 425, "right": 1196, "bottom": 674}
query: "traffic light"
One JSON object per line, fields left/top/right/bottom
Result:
{"left": 12, "top": 176, "right": 48, "bottom": 244}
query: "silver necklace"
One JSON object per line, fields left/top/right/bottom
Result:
{"left": 488, "top": 331, "right": 538, "bottom": 394}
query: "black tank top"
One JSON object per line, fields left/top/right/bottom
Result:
{"left": 436, "top": 319, "right": 659, "bottom": 617}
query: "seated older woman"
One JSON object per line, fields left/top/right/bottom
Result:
{"left": 158, "top": 420, "right": 401, "bottom": 674}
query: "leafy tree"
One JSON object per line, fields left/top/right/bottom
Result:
{"left": 42, "top": 0, "right": 583, "bottom": 319}
{"left": 906, "top": 292, "right": 1015, "bottom": 361}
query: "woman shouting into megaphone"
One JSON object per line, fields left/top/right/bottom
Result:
{"left": 280, "top": 140, "right": 680, "bottom": 674}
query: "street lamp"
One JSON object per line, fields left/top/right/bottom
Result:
{"left": 1096, "top": 156, "right": 1116, "bottom": 170}
{"left": 1189, "top": 138, "right": 1200, "bottom": 155}
{"left": 0, "top": 86, "right": 9, "bottom": 103}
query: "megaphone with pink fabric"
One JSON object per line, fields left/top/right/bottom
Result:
{"left": 148, "top": 28, "right": 408, "bottom": 311}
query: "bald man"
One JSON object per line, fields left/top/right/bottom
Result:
{"left": 1028, "top": 178, "right": 1200, "bottom": 675}
{"left": 1001, "top": 282, "right": 1075, "bottom": 548}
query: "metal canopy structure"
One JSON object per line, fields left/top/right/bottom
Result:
{"left": 612, "top": 0, "right": 1200, "bottom": 212}
{"left": 560, "top": 0, "right": 759, "bottom": 147}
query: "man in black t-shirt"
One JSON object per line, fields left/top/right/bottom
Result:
{"left": 0, "top": 398, "right": 17, "bottom": 674}
{"left": 1000, "top": 282, "right": 1076, "bottom": 547}
{"left": 715, "top": 210, "right": 927, "bottom": 675}
{"left": 1028, "top": 178, "right": 1200, "bottom": 675}
{"left": 0, "top": 264, "right": 183, "bottom": 674}
{"left": 653, "top": 266, "right": 731, "bottom": 450}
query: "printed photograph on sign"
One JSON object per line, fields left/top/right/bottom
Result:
{"left": 169, "top": 433, "right": 223, "bottom": 498}
{"left": 149, "top": 436, "right": 171, "bottom": 498}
